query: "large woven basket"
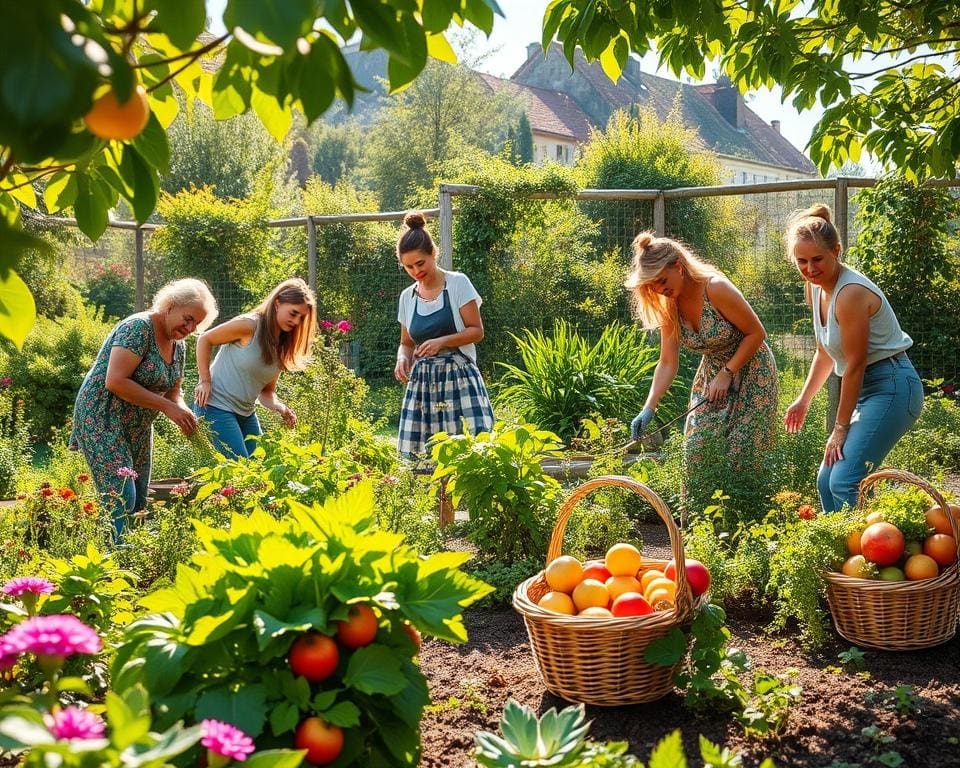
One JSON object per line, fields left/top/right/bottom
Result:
{"left": 513, "top": 475, "right": 701, "bottom": 706}
{"left": 824, "top": 468, "right": 960, "bottom": 651}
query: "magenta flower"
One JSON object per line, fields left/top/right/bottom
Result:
{"left": 320, "top": 320, "right": 334, "bottom": 330}
{"left": 44, "top": 707, "right": 106, "bottom": 740}
{"left": 116, "top": 467, "right": 139, "bottom": 479}
{"left": 336, "top": 320, "right": 352, "bottom": 333}
{"left": 2, "top": 615, "right": 102, "bottom": 658}
{"left": 171, "top": 481, "right": 191, "bottom": 496}
{"left": 220, "top": 485, "right": 236, "bottom": 498}
{"left": 201, "top": 719, "right": 255, "bottom": 762}
{"left": 2, "top": 577, "right": 56, "bottom": 597}
{"left": 0, "top": 636, "right": 17, "bottom": 670}
{"left": 0, "top": 376, "right": 11, "bottom": 387}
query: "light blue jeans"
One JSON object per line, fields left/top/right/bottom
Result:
{"left": 110, "top": 467, "right": 150, "bottom": 543}
{"left": 192, "top": 404, "right": 262, "bottom": 459}
{"left": 818, "top": 353, "right": 923, "bottom": 513}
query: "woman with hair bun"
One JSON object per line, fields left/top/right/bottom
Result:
{"left": 70, "top": 277, "right": 218, "bottom": 540}
{"left": 783, "top": 204, "right": 922, "bottom": 513}
{"left": 394, "top": 211, "right": 494, "bottom": 459}
{"left": 624, "top": 232, "right": 778, "bottom": 473}
{"left": 194, "top": 278, "right": 316, "bottom": 459}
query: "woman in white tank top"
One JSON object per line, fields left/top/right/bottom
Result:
{"left": 783, "top": 205, "right": 923, "bottom": 513}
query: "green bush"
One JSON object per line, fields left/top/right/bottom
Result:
{"left": 80, "top": 261, "right": 136, "bottom": 320}
{"left": 0, "top": 304, "right": 114, "bottom": 442}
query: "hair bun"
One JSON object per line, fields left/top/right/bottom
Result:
{"left": 632, "top": 231, "right": 655, "bottom": 250}
{"left": 806, "top": 204, "right": 832, "bottom": 223}
{"left": 403, "top": 211, "right": 427, "bottom": 230}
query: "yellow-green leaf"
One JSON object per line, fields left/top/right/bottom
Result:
{"left": 426, "top": 33, "right": 457, "bottom": 64}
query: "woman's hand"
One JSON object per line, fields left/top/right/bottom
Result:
{"left": 277, "top": 403, "right": 297, "bottom": 428}
{"left": 165, "top": 401, "right": 197, "bottom": 436}
{"left": 414, "top": 338, "right": 446, "bottom": 358}
{"left": 823, "top": 424, "right": 848, "bottom": 466}
{"left": 783, "top": 398, "right": 810, "bottom": 433}
{"left": 395, "top": 355, "right": 411, "bottom": 383}
{"left": 194, "top": 380, "right": 212, "bottom": 407}
{"left": 706, "top": 369, "right": 733, "bottom": 402}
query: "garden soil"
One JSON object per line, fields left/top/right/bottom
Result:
{"left": 418, "top": 519, "right": 960, "bottom": 768}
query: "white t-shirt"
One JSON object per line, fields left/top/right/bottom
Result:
{"left": 397, "top": 270, "right": 482, "bottom": 362}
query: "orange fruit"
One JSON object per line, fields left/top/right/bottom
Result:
{"left": 904, "top": 553, "right": 939, "bottom": 581}
{"left": 645, "top": 587, "right": 675, "bottom": 610}
{"left": 846, "top": 528, "right": 863, "bottom": 556}
{"left": 605, "top": 575, "right": 642, "bottom": 601}
{"left": 84, "top": 84, "right": 151, "bottom": 140}
{"left": 922, "top": 534, "right": 957, "bottom": 567}
{"left": 605, "top": 543, "right": 643, "bottom": 577}
{"left": 571, "top": 579, "right": 610, "bottom": 611}
{"left": 581, "top": 560, "right": 613, "bottom": 583}
{"left": 544, "top": 555, "right": 583, "bottom": 593}
{"left": 578, "top": 606, "right": 614, "bottom": 618}
{"left": 639, "top": 568, "right": 666, "bottom": 592}
{"left": 538, "top": 591, "right": 576, "bottom": 615}
{"left": 840, "top": 554, "right": 874, "bottom": 579}
{"left": 925, "top": 506, "right": 956, "bottom": 537}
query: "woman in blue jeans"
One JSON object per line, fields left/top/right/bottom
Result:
{"left": 783, "top": 204, "right": 923, "bottom": 512}
{"left": 194, "top": 279, "right": 316, "bottom": 458}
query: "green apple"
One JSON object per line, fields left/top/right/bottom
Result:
{"left": 879, "top": 566, "right": 905, "bottom": 581}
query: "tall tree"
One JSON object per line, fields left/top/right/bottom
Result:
{"left": 0, "top": 0, "right": 503, "bottom": 347}
{"left": 516, "top": 113, "right": 534, "bottom": 165}
{"left": 543, "top": 0, "right": 960, "bottom": 181}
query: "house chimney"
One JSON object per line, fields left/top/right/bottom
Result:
{"left": 713, "top": 75, "right": 744, "bottom": 129}
{"left": 526, "top": 42, "right": 542, "bottom": 61}
{"left": 771, "top": 120, "right": 781, "bottom": 134}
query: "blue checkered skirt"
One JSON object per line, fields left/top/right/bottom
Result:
{"left": 397, "top": 352, "right": 494, "bottom": 459}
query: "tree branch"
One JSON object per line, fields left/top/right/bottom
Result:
{"left": 133, "top": 34, "right": 230, "bottom": 69}
{"left": 0, "top": 151, "right": 15, "bottom": 184}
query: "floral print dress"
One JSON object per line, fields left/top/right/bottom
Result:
{"left": 679, "top": 286, "right": 779, "bottom": 469}
{"left": 69, "top": 313, "right": 185, "bottom": 507}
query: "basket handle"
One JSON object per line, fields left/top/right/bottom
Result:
{"left": 857, "top": 468, "right": 960, "bottom": 553}
{"left": 546, "top": 475, "right": 693, "bottom": 615}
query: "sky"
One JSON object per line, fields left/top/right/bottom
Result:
{"left": 205, "top": 0, "right": 824, "bottom": 156}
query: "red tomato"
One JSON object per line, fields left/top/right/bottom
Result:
{"left": 664, "top": 558, "right": 712, "bottom": 597}
{"left": 335, "top": 603, "right": 379, "bottom": 649}
{"left": 295, "top": 716, "right": 344, "bottom": 765}
{"left": 859, "top": 522, "right": 905, "bottom": 566}
{"left": 401, "top": 622, "right": 422, "bottom": 651}
{"left": 289, "top": 633, "right": 339, "bottom": 682}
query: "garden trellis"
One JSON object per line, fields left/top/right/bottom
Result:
{"left": 51, "top": 178, "right": 960, "bottom": 393}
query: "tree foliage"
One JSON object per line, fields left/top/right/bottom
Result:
{"left": 543, "top": 0, "right": 960, "bottom": 181}
{"left": 0, "top": 0, "right": 503, "bottom": 347}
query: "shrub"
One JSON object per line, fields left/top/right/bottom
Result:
{"left": 431, "top": 420, "right": 564, "bottom": 565}
{"left": 0, "top": 305, "right": 115, "bottom": 442}
{"left": 80, "top": 261, "right": 136, "bottom": 320}
{"left": 494, "top": 320, "right": 658, "bottom": 442}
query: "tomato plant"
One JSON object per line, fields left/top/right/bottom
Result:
{"left": 289, "top": 633, "right": 339, "bottom": 682}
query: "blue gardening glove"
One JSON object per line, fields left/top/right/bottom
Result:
{"left": 630, "top": 407, "right": 655, "bottom": 440}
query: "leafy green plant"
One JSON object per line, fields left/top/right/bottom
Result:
{"left": 888, "top": 387, "right": 960, "bottom": 472}
{"left": 111, "top": 482, "right": 492, "bottom": 765}
{"left": 862, "top": 487, "right": 931, "bottom": 542}
{"left": 430, "top": 420, "right": 564, "bottom": 565}
{"left": 838, "top": 646, "right": 867, "bottom": 670}
{"left": 494, "top": 320, "right": 657, "bottom": 442}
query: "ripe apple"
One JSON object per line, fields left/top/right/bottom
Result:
{"left": 664, "top": 558, "right": 711, "bottom": 597}
{"left": 610, "top": 592, "right": 654, "bottom": 617}
{"left": 581, "top": 559, "right": 613, "bottom": 583}
{"left": 859, "top": 522, "right": 905, "bottom": 566}
{"left": 295, "top": 716, "right": 344, "bottom": 765}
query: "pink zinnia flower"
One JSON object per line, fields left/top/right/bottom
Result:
{"left": 336, "top": 320, "right": 352, "bottom": 333}
{"left": 0, "top": 377, "right": 11, "bottom": 387}
{"left": 171, "top": 482, "right": 191, "bottom": 496}
{"left": 201, "top": 719, "right": 255, "bottom": 762}
{"left": 44, "top": 707, "right": 106, "bottom": 740}
{"left": 116, "top": 467, "right": 139, "bottom": 479}
{"left": 220, "top": 485, "right": 236, "bottom": 497}
{"left": 0, "top": 636, "right": 17, "bottom": 670}
{"left": 321, "top": 320, "right": 334, "bottom": 330}
{"left": 2, "top": 577, "right": 55, "bottom": 597}
{"left": 2, "top": 615, "right": 102, "bottom": 658}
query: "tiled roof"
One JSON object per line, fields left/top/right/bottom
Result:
{"left": 478, "top": 73, "right": 593, "bottom": 141}
{"left": 512, "top": 45, "right": 816, "bottom": 175}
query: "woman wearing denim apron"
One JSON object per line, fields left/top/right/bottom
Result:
{"left": 394, "top": 211, "right": 494, "bottom": 460}
{"left": 783, "top": 204, "right": 923, "bottom": 513}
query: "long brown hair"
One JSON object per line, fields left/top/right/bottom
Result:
{"left": 254, "top": 278, "right": 316, "bottom": 371}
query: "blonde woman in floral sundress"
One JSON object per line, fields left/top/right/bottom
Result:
{"left": 625, "top": 232, "right": 778, "bottom": 476}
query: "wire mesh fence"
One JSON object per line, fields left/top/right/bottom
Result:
{"left": 54, "top": 179, "right": 960, "bottom": 395}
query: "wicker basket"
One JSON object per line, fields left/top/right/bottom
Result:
{"left": 824, "top": 468, "right": 960, "bottom": 651}
{"left": 513, "top": 475, "right": 702, "bottom": 706}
